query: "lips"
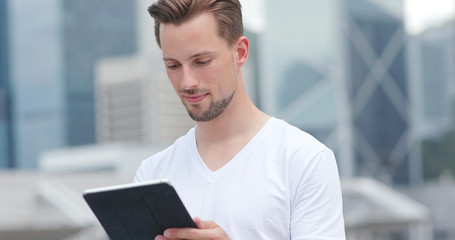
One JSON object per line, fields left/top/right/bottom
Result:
{"left": 183, "top": 93, "right": 209, "bottom": 104}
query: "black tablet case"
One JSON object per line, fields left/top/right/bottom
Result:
{"left": 83, "top": 181, "right": 196, "bottom": 240}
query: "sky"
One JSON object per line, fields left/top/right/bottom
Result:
{"left": 405, "top": 0, "right": 455, "bottom": 34}
{"left": 240, "top": 0, "right": 266, "bottom": 32}
{"left": 240, "top": 0, "right": 455, "bottom": 35}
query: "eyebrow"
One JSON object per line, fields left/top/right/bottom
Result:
{"left": 163, "top": 51, "right": 216, "bottom": 62}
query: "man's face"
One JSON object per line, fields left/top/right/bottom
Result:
{"left": 160, "top": 12, "right": 239, "bottom": 122}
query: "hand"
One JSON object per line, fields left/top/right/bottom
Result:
{"left": 155, "top": 217, "right": 230, "bottom": 240}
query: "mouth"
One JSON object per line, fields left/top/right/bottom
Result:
{"left": 183, "top": 93, "right": 209, "bottom": 104}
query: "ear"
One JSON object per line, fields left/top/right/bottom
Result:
{"left": 235, "top": 36, "right": 249, "bottom": 68}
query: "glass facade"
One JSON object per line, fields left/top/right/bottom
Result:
{"left": 263, "top": 0, "right": 341, "bottom": 140}
{"left": 2, "top": 0, "right": 137, "bottom": 168}
{"left": 8, "top": 0, "right": 66, "bottom": 168}
{"left": 417, "top": 24, "right": 455, "bottom": 139}
{"left": 0, "top": 0, "right": 12, "bottom": 167}
{"left": 345, "top": 0, "right": 412, "bottom": 184}
{"left": 62, "top": 0, "right": 137, "bottom": 146}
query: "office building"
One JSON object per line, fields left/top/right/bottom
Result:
{"left": 62, "top": 0, "right": 137, "bottom": 146}
{"left": 2, "top": 0, "right": 137, "bottom": 168}
{"left": 344, "top": 0, "right": 416, "bottom": 184}
{"left": 94, "top": 0, "right": 195, "bottom": 145}
{"left": 408, "top": 20, "right": 455, "bottom": 140}
{"left": 7, "top": 0, "right": 66, "bottom": 168}
{"left": 0, "top": 0, "right": 11, "bottom": 167}
{"left": 95, "top": 57, "right": 195, "bottom": 145}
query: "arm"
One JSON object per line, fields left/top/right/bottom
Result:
{"left": 290, "top": 149, "right": 346, "bottom": 240}
{"left": 155, "top": 217, "right": 230, "bottom": 240}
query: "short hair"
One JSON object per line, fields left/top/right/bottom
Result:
{"left": 148, "top": 0, "right": 243, "bottom": 48}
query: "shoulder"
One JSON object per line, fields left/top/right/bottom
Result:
{"left": 267, "top": 117, "right": 329, "bottom": 158}
{"left": 134, "top": 127, "right": 195, "bottom": 182}
{"left": 264, "top": 118, "right": 337, "bottom": 182}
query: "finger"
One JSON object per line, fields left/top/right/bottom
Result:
{"left": 166, "top": 227, "right": 223, "bottom": 239}
{"left": 164, "top": 228, "right": 197, "bottom": 239}
{"left": 156, "top": 234, "right": 184, "bottom": 240}
{"left": 199, "top": 220, "right": 218, "bottom": 229}
{"left": 155, "top": 235, "right": 165, "bottom": 240}
{"left": 167, "top": 226, "right": 220, "bottom": 240}
{"left": 155, "top": 234, "right": 183, "bottom": 240}
{"left": 193, "top": 216, "right": 217, "bottom": 229}
{"left": 193, "top": 216, "right": 203, "bottom": 228}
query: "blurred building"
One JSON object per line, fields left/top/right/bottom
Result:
{"left": 0, "top": 0, "right": 12, "bottom": 168}
{"left": 62, "top": 0, "right": 137, "bottom": 146}
{"left": 0, "top": 0, "right": 137, "bottom": 168}
{"left": 0, "top": 170, "right": 126, "bottom": 240}
{"left": 262, "top": 0, "right": 419, "bottom": 185}
{"left": 343, "top": 178, "right": 432, "bottom": 240}
{"left": 94, "top": 0, "right": 195, "bottom": 145}
{"left": 5, "top": 0, "right": 66, "bottom": 169}
{"left": 408, "top": 20, "right": 455, "bottom": 140}
{"left": 344, "top": 0, "right": 417, "bottom": 185}
{"left": 398, "top": 176, "right": 455, "bottom": 240}
{"left": 95, "top": 57, "right": 195, "bottom": 145}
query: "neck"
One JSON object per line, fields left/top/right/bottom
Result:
{"left": 195, "top": 85, "right": 270, "bottom": 143}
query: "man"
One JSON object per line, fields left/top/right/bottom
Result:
{"left": 134, "top": 0, "right": 346, "bottom": 239}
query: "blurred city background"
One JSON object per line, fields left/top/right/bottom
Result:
{"left": 0, "top": 0, "right": 454, "bottom": 239}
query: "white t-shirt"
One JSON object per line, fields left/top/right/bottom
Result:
{"left": 134, "top": 117, "right": 345, "bottom": 239}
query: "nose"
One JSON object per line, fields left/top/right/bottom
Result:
{"left": 181, "top": 65, "right": 199, "bottom": 90}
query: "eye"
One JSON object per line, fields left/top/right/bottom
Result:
{"left": 166, "top": 63, "right": 180, "bottom": 70}
{"left": 196, "top": 59, "right": 212, "bottom": 66}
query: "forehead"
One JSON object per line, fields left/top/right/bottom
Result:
{"left": 159, "top": 13, "right": 230, "bottom": 59}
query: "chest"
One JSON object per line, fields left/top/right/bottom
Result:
{"left": 174, "top": 157, "right": 291, "bottom": 239}
{"left": 197, "top": 138, "right": 251, "bottom": 172}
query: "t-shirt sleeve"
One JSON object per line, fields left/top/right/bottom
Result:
{"left": 133, "top": 161, "right": 145, "bottom": 183}
{"left": 289, "top": 148, "right": 346, "bottom": 240}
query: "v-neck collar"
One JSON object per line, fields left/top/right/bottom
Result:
{"left": 188, "top": 117, "right": 278, "bottom": 177}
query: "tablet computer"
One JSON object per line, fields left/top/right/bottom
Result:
{"left": 83, "top": 179, "right": 196, "bottom": 240}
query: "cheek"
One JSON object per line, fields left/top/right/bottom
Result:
{"left": 166, "top": 71, "right": 181, "bottom": 91}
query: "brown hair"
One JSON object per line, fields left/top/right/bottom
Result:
{"left": 148, "top": 0, "right": 243, "bottom": 48}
